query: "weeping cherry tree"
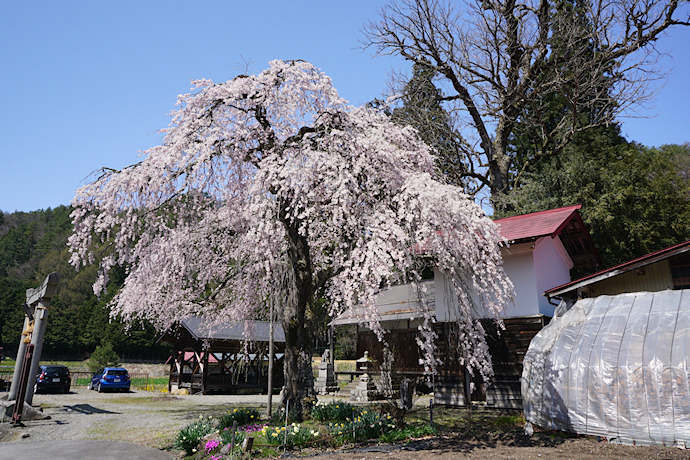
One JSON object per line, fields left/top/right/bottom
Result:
{"left": 69, "top": 60, "right": 513, "bottom": 416}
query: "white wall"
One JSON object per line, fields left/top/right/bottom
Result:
{"left": 500, "top": 243, "right": 539, "bottom": 317}
{"left": 532, "top": 237, "right": 573, "bottom": 316}
{"left": 435, "top": 243, "right": 541, "bottom": 320}
{"left": 423, "top": 238, "right": 574, "bottom": 321}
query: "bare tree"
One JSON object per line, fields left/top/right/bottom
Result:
{"left": 364, "top": 0, "right": 689, "bottom": 203}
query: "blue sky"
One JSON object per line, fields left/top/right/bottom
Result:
{"left": 1, "top": 1, "right": 688, "bottom": 213}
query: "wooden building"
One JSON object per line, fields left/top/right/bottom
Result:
{"left": 334, "top": 205, "right": 601, "bottom": 409}
{"left": 545, "top": 240, "right": 690, "bottom": 300}
{"left": 159, "top": 317, "right": 285, "bottom": 395}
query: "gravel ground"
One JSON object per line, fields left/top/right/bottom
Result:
{"left": 1, "top": 388, "right": 280, "bottom": 450}
{"left": 2, "top": 389, "right": 689, "bottom": 459}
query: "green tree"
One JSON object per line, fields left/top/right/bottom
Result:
{"left": 507, "top": 0, "right": 617, "bottom": 190}
{"left": 391, "top": 61, "right": 476, "bottom": 192}
{"left": 496, "top": 138, "right": 690, "bottom": 268}
{"left": 87, "top": 342, "right": 121, "bottom": 372}
{"left": 0, "top": 206, "right": 169, "bottom": 360}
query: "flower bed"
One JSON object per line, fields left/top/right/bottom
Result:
{"left": 173, "top": 400, "right": 409, "bottom": 458}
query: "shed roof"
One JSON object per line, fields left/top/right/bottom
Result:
{"left": 161, "top": 317, "right": 285, "bottom": 343}
{"left": 330, "top": 280, "right": 435, "bottom": 326}
{"left": 545, "top": 240, "right": 690, "bottom": 298}
{"left": 494, "top": 204, "right": 601, "bottom": 270}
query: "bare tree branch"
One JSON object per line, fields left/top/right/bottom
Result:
{"left": 364, "top": 0, "right": 689, "bottom": 202}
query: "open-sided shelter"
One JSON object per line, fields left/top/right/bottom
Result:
{"left": 159, "top": 318, "right": 285, "bottom": 395}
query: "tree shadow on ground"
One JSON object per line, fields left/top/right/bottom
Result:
{"left": 60, "top": 404, "right": 121, "bottom": 415}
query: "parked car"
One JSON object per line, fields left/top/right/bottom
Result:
{"left": 88, "top": 367, "right": 131, "bottom": 392}
{"left": 35, "top": 365, "right": 71, "bottom": 394}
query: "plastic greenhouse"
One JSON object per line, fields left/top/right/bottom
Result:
{"left": 522, "top": 290, "right": 690, "bottom": 447}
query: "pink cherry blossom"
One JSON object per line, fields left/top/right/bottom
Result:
{"left": 69, "top": 60, "right": 513, "bottom": 405}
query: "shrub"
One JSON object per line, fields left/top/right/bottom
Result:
{"left": 173, "top": 417, "right": 215, "bottom": 455}
{"left": 268, "top": 405, "right": 300, "bottom": 425}
{"left": 87, "top": 342, "right": 120, "bottom": 373}
{"left": 218, "top": 424, "right": 246, "bottom": 445}
{"left": 328, "top": 409, "right": 396, "bottom": 442}
{"left": 259, "top": 423, "right": 321, "bottom": 447}
{"left": 217, "top": 408, "right": 262, "bottom": 431}
{"left": 311, "top": 400, "right": 356, "bottom": 422}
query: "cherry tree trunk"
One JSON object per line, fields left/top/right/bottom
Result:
{"left": 280, "top": 212, "right": 316, "bottom": 419}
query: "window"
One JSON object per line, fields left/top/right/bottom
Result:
{"left": 669, "top": 252, "right": 690, "bottom": 290}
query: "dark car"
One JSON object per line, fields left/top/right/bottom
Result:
{"left": 35, "top": 365, "right": 71, "bottom": 393}
{"left": 89, "top": 367, "right": 131, "bottom": 392}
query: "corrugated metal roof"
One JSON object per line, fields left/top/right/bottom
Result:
{"left": 494, "top": 204, "right": 582, "bottom": 242}
{"left": 331, "top": 280, "right": 435, "bottom": 326}
{"left": 180, "top": 317, "right": 286, "bottom": 343}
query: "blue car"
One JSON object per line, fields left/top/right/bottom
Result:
{"left": 89, "top": 367, "right": 131, "bottom": 392}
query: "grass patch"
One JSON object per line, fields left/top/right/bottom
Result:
{"left": 493, "top": 413, "right": 525, "bottom": 427}
{"left": 379, "top": 422, "right": 438, "bottom": 443}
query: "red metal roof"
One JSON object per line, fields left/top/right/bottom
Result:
{"left": 494, "top": 204, "right": 583, "bottom": 242}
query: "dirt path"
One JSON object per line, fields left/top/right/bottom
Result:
{"left": 308, "top": 435, "right": 690, "bottom": 459}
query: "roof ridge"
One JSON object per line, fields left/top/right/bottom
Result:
{"left": 493, "top": 204, "right": 582, "bottom": 222}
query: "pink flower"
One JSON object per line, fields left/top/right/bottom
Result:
{"left": 204, "top": 439, "right": 220, "bottom": 452}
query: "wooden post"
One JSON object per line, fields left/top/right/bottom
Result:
{"left": 24, "top": 300, "right": 49, "bottom": 405}
{"left": 11, "top": 343, "right": 34, "bottom": 425}
{"left": 230, "top": 420, "right": 237, "bottom": 453}
{"left": 267, "top": 301, "right": 275, "bottom": 416}
{"left": 201, "top": 349, "right": 209, "bottom": 395}
{"left": 7, "top": 315, "right": 30, "bottom": 400}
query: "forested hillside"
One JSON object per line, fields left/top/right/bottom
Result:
{"left": 0, "top": 206, "right": 169, "bottom": 361}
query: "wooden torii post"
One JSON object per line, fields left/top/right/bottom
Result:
{"left": 7, "top": 272, "right": 60, "bottom": 408}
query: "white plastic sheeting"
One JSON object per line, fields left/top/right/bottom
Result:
{"left": 522, "top": 290, "right": 690, "bottom": 447}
